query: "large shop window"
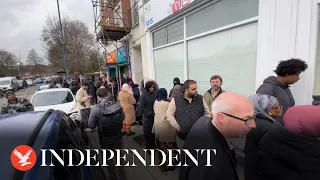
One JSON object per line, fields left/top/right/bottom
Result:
{"left": 188, "top": 22, "right": 258, "bottom": 96}
{"left": 152, "top": 20, "right": 184, "bottom": 48}
{"left": 154, "top": 43, "right": 184, "bottom": 91}
{"left": 186, "top": 0, "right": 259, "bottom": 37}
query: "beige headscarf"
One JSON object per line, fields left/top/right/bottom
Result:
{"left": 122, "top": 83, "right": 133, "bottom": 95}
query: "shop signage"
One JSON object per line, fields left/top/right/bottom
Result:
{"left": 144, "top": 0, "right": 195, "bottom": 29}
{"left": 116, "top": 47, "right": 127, "bottom": 63}
{"left": 106, "top": 47, "right": 128, "bottom": 64}
{"left": 106, "top": 51, "right": 117, "bottom": 64}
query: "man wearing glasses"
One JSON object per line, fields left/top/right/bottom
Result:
{"left": 179, "top": 92, "right": 256, "bottom": 180}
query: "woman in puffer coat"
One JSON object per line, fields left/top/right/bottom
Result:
{"left": 139, "top": 80, "right": 157, "bottom": 149}
{"left": 118, "top": 83, "right": 136, "bottom": 136}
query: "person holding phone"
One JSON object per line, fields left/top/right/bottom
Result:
{"left": 76, "top": 82, "right": 92, "bottom": 131}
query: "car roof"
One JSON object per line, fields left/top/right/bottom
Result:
{"left": 0, "top": 110, "right": 61, "bottom": 180}
{"left": 0, "top": 77, "right": 15, "bottom": 80}
{"left": 35, "top": 88, "right": 71, "bottom": 94}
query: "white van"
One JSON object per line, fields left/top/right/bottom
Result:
{"left": 0, "top": 77, "right": 19, "bottom": 92}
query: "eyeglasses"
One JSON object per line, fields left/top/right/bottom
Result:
{"left": 221, "top": 112, "right": 255, "bottom": 125}
{"left": 271, "top": 105, "right": 282, "bottom": 110}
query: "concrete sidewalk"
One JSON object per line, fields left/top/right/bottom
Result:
{"left": 122, "top": 125, "right": 244, "bottom": 180}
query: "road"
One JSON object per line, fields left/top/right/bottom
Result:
{"left": 0, "top": 85, "right": 40, "bottom": 107}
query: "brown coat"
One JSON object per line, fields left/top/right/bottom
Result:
{"left": 118, "top": 90, "right": 136, "bottom": 124}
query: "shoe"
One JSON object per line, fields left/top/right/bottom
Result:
{"left": 126, "top": 131, "right": 135, "bottom": 136}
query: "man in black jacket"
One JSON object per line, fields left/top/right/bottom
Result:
{"left": 256, "top": 58, "right": 308, "bottom": 123}
{"left": 167, "top": 80, "right": 211, "bottom": 149}
{"left": 87, "top": 88, "right": 126, "bottom": 180}
{"left": 180, "top": 92, "right": 256, "bottom": 180}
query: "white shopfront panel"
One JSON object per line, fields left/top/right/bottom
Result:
{"left": 188, "top": 22, "right": 258, "bottom": 96}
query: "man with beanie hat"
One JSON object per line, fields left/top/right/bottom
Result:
{"left": 0, "top": 91, "right": 34, "bottom": 115}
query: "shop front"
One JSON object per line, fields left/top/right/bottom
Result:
{"left": 145, "top": 0, "right": 259, "bottom": 96}
{"left": 106, "top": 45, "right": 130, "bottom": 88}
{"left": 144, "top": 0, "right": 320, "bottom": 105}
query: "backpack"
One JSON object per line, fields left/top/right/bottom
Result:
{"left": 98, "top": 102, "right": 124, "bottom": 137}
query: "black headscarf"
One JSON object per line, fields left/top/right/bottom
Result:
{"left": 156, "top": 88, "right": 169, "bottom": 102}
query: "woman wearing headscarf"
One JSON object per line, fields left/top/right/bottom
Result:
{"left": 118, "top": 83, "right": 136, "bottom": 136}
{"left": 245, "top": 94, "right": 283, "bottom": 180}
{"left": 153, "top": 88, "right": 177, "bottom": 172}
{"left": 169, "top": 84, "right": 181, "bottom": 101}
{"left": 169, "top": 77, "right": 182, "bottom": 97}
{"left": 254, "top": 105, "right": 320, "bottom": 180}
{"left": 139, "top": 80, "right": 157, "bottom": 149}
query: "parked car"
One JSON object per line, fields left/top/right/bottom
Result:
{"left": 31, "top": 88, "right": 78, "bottom": 121}
{"left": 44, "top": 76, "right": 53, "bottom": 84}
{"left": 35, "top": 78, "right": 43, "bottom": 84}
{"left": 0, "top": 110, "right": 91, "bottom": 180}
{"left": 0, "top": 77, "right": 19, "bottom": 92}
{"left": 26, "top": 79, "right": 35, "bottom": 86}
{"left": 38, "top": 84, "right": 62, "bottom": 90}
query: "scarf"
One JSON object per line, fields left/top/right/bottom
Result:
{"left": 248, "top": 94, "right": 277, "bottom": 121}
{"left": 156, "top": 88, "right": 169, "bottom": 102}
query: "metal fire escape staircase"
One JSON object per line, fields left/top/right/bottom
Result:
{"left": 91, "top": 0, "right": 133, "bottom": 74}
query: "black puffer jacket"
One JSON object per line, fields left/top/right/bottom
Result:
{"left": 312, "top": 95, "right": 320, "bottom": 106}
{"left": 258, "top": 123, "right": 320, "bottom": 180}
{"left": 139, "top": 88, "right": 156, "bottom": 131}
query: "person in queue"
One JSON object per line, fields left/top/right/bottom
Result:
{"left": 118, "top": 83, "right": 136, "bottom": 136}
{"left": 203, "top": 75, "right": 225, "bottom": 111}
{"left": 153, "top": 88, "right": 177, "bottom": 172}
{"left": 75, "top": 82, "right": 92, "bottom": 130}
{"left": 244, "top": 94, "right": 283, "bottom": 180}
{"left": 169, "top": 84, "right": 181, "bottom": 101}
{"left": 255, "top": 105, "right": 320, "bottom": 180}
{"left": 0, "top": 91, "right": 34, "bottom": 115}
{"left": 166, "top": 80, "right": 211, "bottom": 149}
{"left": 256, "top": 58, "right": 308, "bottom": 123}
{"left": 179, "top": 92, "right": 256, "bottom": 180}
{"left": 139, "top": 80, "right": 157, "bottom": 149}
{"left": 87, "top": 88, "right": 126, "bottom": 180}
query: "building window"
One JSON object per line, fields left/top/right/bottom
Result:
{"left": 131, "top": 0, "right": 139, "bottom": 25}
{"left": 152, "top": 19, "right": 184, "bottom": 48}
{"left": 187, "top": 22, "right": 258, "bottom": 95}
{"left": 114, "top": 5, "right": 123, "bottom": 27}
{"left": 186, "top": 0, "right": 259, "bottom": 37}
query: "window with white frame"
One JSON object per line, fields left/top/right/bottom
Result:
{"left": 187, "top": 22, "right": 258, "bottom": 96}
{"left": 152, "top": 19, "right": 184, "bottom": 48}
{"left": 186, "top": 0, "right": 259, "bottom": 37}
{"left": 154, "top": 43, "right": 184, "bottom": 91}
{"left": 131, "top": 0, "right": 139, "bottom": 25}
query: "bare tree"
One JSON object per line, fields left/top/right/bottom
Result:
{"left": 26, "top": 49, "right": 44, "bottom": 66}
{"left": 41, "top": 15, "right": 96, "bottom": 74}
{"left": 0, "top": 49, "right": 18, "bottom": 76}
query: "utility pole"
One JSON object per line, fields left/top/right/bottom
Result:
{"left": 17, "top": 55, "right": 20, "bottom": 78}
{"left": 56, "top": 0, "right": 70, "bottom": 82}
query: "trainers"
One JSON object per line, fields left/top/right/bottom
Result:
{"left": 126, "top": 131, "right": 136, "bottom": 136}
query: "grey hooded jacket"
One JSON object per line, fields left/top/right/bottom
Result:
{"left": 256, "top": 76, "right": 295, "bottom": 124}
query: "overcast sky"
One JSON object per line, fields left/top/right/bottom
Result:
{"left": 0, "top": 0, "right": 95, "bottom": 64}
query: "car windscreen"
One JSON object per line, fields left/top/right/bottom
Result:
{"left": 32, "top": 91, "right": 74, "bottom": 106}
{"left": 0, "top": 80, "right": 10, "bottom": 85}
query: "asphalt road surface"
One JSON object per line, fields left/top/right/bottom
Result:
{"left": 0, "top": 85, "right": 40, "bottom": 107}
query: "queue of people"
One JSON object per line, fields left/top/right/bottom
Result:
{"left": 1, "top": 58, "right": 319, "bottom": 180}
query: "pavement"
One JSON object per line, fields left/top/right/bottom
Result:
{"left": 0, "top": 85, "right": 39, "bottom": 106}
{"left": 122, "top": 125, "right": 245, "bottom": 180}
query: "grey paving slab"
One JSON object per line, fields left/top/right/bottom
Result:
{"left": 122, "top": 124, "right": 244, "bottom": 180}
